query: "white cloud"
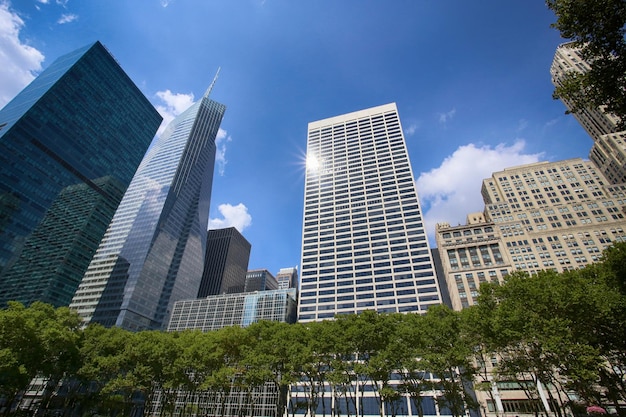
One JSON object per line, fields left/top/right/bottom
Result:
{"left": 404, "top": 121, "right": 421, "bottom": 136}
{"left": 153, "top": 91, "right": 231, "bottom": 175}
{"left": 544, "top": 117, "right": 560, "bottom": 128}
{"left": 36, "top": 0, "right": 50, "bottom": 4}
{"left": 160, "top": 0, "right": 172, "bottom": 7}
{"left": 57, "top": 13, "right": 77, "bottom": 24}
{"left": 438, "top": 108, "right": 456, "bottom": 124}
{"left": 208, "top": 203, "right": 252, "bottom": 232}
{"left": 0, "top": 3, "right": 45, "bottom": 107}
{"left": 154, "top": 89, "right": 195, "bottom": 135}
{"left": 215, "top": 128, "right": 231, "bottom": 176}
{"left": 415, "top": 141, "right": 543, "bottom": 244}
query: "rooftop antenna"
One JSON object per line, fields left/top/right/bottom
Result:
{"left": 204, "top": 67, "right": 221, "bottom": 98}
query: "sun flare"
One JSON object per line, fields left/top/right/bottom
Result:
{"left": 306, "top": 154, "right": 319, "bottom": 171}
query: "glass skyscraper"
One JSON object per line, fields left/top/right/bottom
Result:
{"left": 0, "top": 41, "right": 161, "bottom": 307}
{"left": 70, "top": 85, "right": 226, "bottom": 331}
{"left": 299, "top": 103, "right": 441, "bottom": 322}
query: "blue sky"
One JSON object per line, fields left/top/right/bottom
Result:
{"left": 0, "top": 0, "right": 593, "bottom": 277}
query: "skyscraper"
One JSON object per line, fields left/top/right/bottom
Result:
{"left": 70, "top": 83, "right": 225, "bottom": 331}
{"left": 0, "top": 41, "right": 161, "bottom": 307}
{"left": 299, "top": 103, "right": 441, "bottom": 322}
{"left": 551, "top": 43, "right": 626, "bottom": 184}
{"left": 198, "top": 227, "right": 251, "bottom": 297}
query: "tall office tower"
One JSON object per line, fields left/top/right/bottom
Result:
{"left": 275, "top": 266, "right": 298, "bottom": 290}
{"left": 0, "top": 41, "right": 161, "bottom": 307}
{"left": 299, "top": 103, "right": 441, "bottom": 322}
{"left": 436, "top": 159, "right": 626, "bottom": 310}
{"left": 551, "top": 43, "right": 626, "bottom": 184}
{"left": 70, "top": 84, "right": 225, "bottom": 331}
{"left": 198, "top": 226, "right": 251, "bottom": 297}
{"left": 244, "top": 269, "right": 279, "bottom": 292}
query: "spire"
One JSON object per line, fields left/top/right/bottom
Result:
{"left": 203, "top": 67, "right": 221, "bottom": 98}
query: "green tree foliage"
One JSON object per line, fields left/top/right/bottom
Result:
{"left": 0, "top": 302, "right": 82, "bottom": 414}
{"left": 546, "top": 0, "right": 626, "bottom": 128}
{"left": 1, "top": 243, "right": 625, "bottom": 417}
{"left": 473, "top": 243, "right": 626, "bottom": 415}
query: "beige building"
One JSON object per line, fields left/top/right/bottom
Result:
{"left": 435, "top": 213, "right": 513, "bottom": 310}
{"left": 436, "top": 159, "right": 626, "bottom": 417}
{"left": 551, "top": 43, "right": 626, "bottom": 184}
{"left": 437, "top": 158, "right": 626, "bottom": 311}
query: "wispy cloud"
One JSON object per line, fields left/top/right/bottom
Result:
{"left": 516, "top": 118, "right": 528, "bottom": 132}
{"left": 438, "top": 108, "right": 456, "bottom": 125}
{"left": 0, "top": 3, "right": 45, "bottom": 107}
{"left": 404, "top": 121, "right": 421, "bottom": 136}
{"left": 57, "top": 13, "right": 77, "bottom": 24}
{"left": 160, "top": 0, "right": 173, "bottom": 7}
{"left": 544, "top": 117, "right": 560, "bottom": 128}
{"left": 154, "top": 89, "right": 195, "bottom": 135}
{"left": 416, "top": 140, "right": 543, "bottom": 244}
{"left": 215, "top": 128, "right": 231, "bottom": 176}
{"left": 208, "top": 203, "right": 252, "bottom": 232}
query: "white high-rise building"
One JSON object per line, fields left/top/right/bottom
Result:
{"left": 298, "top": 103, "right": 441, "bottom": 322}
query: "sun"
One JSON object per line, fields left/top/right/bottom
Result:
{"left": 306, "top": 154, "right": 320, "bottom": 172}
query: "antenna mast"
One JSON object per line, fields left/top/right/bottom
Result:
{"left": 204, "top": 67, "right": 221, "bottom": 98}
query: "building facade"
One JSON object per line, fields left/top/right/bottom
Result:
{"left": 435, "top": 213, "right": 513, "bottom": 311}
{"left": 436, "top": 159, "right": 626, "bottom": 417}
{"left": 198, "top": 227, "right": 251, "bottom": 297}
{"left": 70, "top": 84, "right": 225, "bottom": 331}
{"left": 244, "top": 268, "right": 278, "bottom": 292}
{"left": 481, "top": 159, "right": 626, "bottom": 274}
{"left": 437, "top": 159, "right": 626, "bottom": 311}
{"left": 0, "top": 41, "right": 161, "bottom": 307}
{"left": 299, "top": 103, "right": 440, "bottom": 322}
{"left": 275, "top": 266, "right": 298, "bottom": 290}
{"left": 167, "top": 288, "right": 297, "bottom": 332}
{"left": 551, "top": 43, "right": 626, "bottom": 184}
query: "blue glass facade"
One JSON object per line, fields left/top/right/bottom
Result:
{"left": 0, "top": 41, "right": 162, "bottom": 307}
{"left": 70, "top": 89, "right": 226, "bottom": 331}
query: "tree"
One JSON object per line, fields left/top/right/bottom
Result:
{"left": 419, "top": 306, "right": 478, "bottom": 417}
{"left": 78, "top": 324, "right": 136, "bottom": 417}
{"left": 546, "top": 0, "right": 626, "bottom": 128}
{"left": 0, "top": 302, "right": 43, "bottom": 412}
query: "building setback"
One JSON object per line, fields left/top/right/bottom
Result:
{"left": 299, "top": 103, "right": 441, "bottom": 322}
{"left": 0, "top": 41, "right": 161, "bottom": 307}
{"left": 198, "top": 227, "right": 251, "bottom": 297}
{"left": 70, "top": 83, "right": 225, "bottom": 331}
